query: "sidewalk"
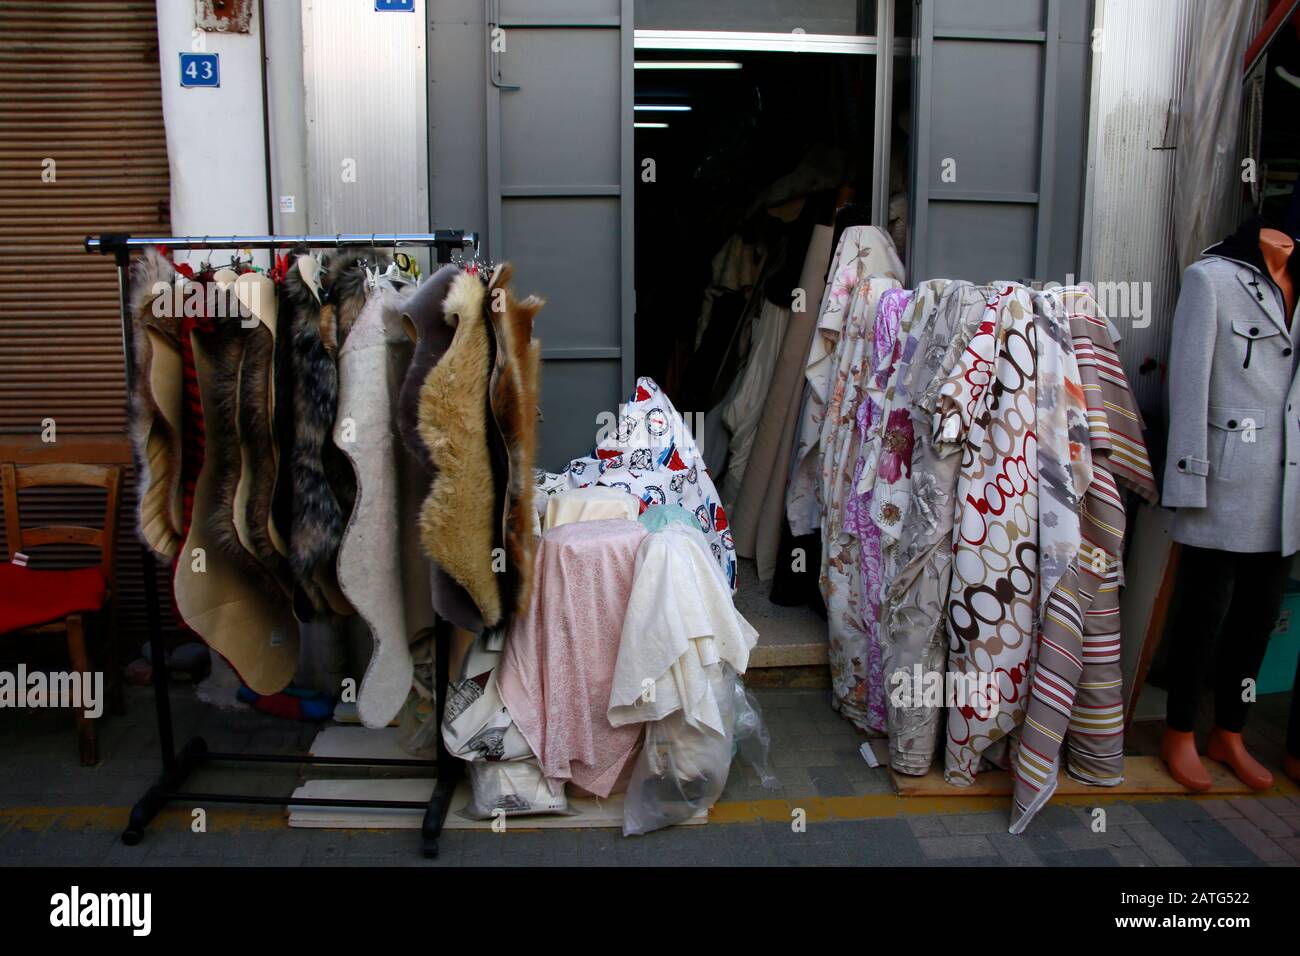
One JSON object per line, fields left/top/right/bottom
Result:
{"left": 1, "top": 685, "right": 1297, "bottom": 866}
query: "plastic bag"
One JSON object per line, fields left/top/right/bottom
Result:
{"left": 730, "top": 670, "right": 779, "bottom": 790}
{"left": 460, "top": 759, "right": 570, "bottom": 820}
{"left": 623, "top": 664, "right": 736, "bottom": 836}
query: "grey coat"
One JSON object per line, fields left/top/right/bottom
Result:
{"left": 1163, "top": 228, "right": 1300, "bottom": 556}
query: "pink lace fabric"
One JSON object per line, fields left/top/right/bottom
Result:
{"left": 497, "top": 518, "right": 647, "bottom": 797}
{"left": 843, "top": 288, "right": 914, "bottom": 733}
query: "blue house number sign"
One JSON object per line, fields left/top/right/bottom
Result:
{"left": 179, "top": 53, "right": 220, "bottom": 89}
{"left": 375, "top": 0, "right": 415, "bottom": 10}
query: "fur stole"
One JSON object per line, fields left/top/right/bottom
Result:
{"left": 233, "top": 274, "right": 294, "bottom": 600}
{"left": 485, "top": 264, "right": 544, "bottom": 623}
{"left": 397, "top": 264, "right": 487, "bottom": 633}
{"left": 414, "top": 272, "right": 502, "bottom": 628}
{"left": 128, "top": 247, "right": 184, "bottom": 561}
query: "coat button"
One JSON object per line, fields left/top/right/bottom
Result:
{"left": 1250, "top": 326, "right": 1259, "bottom": 335}
{"left": 1285, "top": 347, "right": 1294, "bottom": 356}
{"left": 1178, "top": 458, "right": 1186, "bottom": 469}
{"left": 1227, "top": 419, "right": 1238, "bottom": 429}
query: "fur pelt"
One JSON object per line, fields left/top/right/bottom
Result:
{"left": 283, "top": 253, "right": 344, "bottom": 617}
{"left": 235, "top": 277, "right": 294, "bottom": 601}
{"left": 128, "top": 247, "right": 183, "bottom": 561}
{"left": 415, "top": 272, "right": 502, "bottom": 628}
{"left": 397, "top": 264, "right": 486, "bottom": 633}
{"left": 485, "top": 264, "right": 544, "bottom": 623}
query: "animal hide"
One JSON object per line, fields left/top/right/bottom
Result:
{"left": 397, "top": 264, "right": 487, "bottom": 633}
{"left": 486, "top": 264, "right": 543, "bottom": 623}
{"left": 415, "top": 272, "right": 501, "bottom": 628}
{"left": 196, "top": 273, "right": 282, "bottom": 601}
{"left": 128, "top": 247, "right": 184, "bottom": 560}
{"left": 281, "top": 249, "right": 385, "bottom": 618}
{"left": 231, "top": 272, "right": 294, "bottom": 600}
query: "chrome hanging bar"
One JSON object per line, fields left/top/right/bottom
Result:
{"left": 85, "top": 230, "right": 479, "bottom": 254}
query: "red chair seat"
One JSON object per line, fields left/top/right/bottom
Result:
{"left": 0, "top": 562, "right": 108, "bottom": 634}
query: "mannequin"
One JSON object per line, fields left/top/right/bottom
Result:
{"left": 1161, "top": 218, "right": 1300, "bottom": 792}
{"left": 1260, "top": 227, "right": 1296, "bottom": 322}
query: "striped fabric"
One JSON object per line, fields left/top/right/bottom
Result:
{"left": 1009, "top": 289, "right": 1157, "bottom": 832}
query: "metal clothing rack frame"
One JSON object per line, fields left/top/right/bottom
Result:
{"left": 85, "top": 230, "right": 480, "bottom": 858}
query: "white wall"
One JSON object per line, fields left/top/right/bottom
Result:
{"left": 154, "top": 0, "right": 272, "bottom": 269}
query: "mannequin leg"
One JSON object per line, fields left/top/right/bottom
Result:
{"left": 1205, "top": 551, "right": 1291, "bottom": 790}
{"left": 1160, "top": 546, "right": 1234, "bottom": 790}
{"left": 1287, "top": 630, "right": 1300, "bottom": 783}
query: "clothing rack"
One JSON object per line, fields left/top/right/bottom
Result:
{"left": 85, "top": 230, "right": 480, "bottom": 859}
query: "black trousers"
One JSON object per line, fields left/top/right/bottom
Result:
{"left": 1163, "top": 546, "right": 1293, "bottom": 742}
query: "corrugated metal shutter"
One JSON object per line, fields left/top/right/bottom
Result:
{"left": 0, "top": 0, "right": 174, "bottom": 641}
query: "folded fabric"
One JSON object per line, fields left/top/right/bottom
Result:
{"left": 608, "top": 524, "right": 757, "bottom": 735}
{"left": 545, "top": 485, "right": 642, "bottom": 530}
{"left": 498, "top": 518, "right": 647, "bottom": 797}
{"left": 0, "top": 563, "right": 107, "bottom": 633}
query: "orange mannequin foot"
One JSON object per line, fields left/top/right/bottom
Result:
{"left": 1206, "top": 728, "right": 1274, "bottom": 791}
{"left": 1160, "top": 728, "right": 1212, "bottom": 792}
{"left": 1285, "top": 753, "right": 1300, "bottom": 784}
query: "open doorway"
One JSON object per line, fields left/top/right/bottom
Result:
{"left": 628, "top": 3, "right": 913, "bottom": 664}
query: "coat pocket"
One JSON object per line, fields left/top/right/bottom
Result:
{"left": 1207, "top": 405, "right": 1268, "bottom": 482}
{"left": 1230, "top": 319, "right": 1281, "bottom": 369}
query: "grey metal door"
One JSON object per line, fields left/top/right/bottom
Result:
{"left": 486, "top": 0, "right": 635, "bottom": 469}
{"left": 909, "top": 0, "right": 1093, "bottom": 283}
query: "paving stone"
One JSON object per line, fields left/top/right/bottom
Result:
{"left": 988, "top": 832, "right": 1042, "bottom": 867}
{"left": 941, "top": 812, "right": 1008, "bottom": 835}
{"left": 1276, "top": 836, "right": 1300, "bottom": 862}
{"left": 1123, "top": 822, "right": 1189, "bottom": 866}
{"left": 906, "top": 815, "right": 946, "bottom": 838}
{"left": 1055, "top": 822, "right": 1135, "bottom": 849}
{"left": 808, "top": 765, "right": 854, "bottom": 797}
{"left": 1199, "top": 799, "right": 1243, "bottom": 821}
{"left": 1138, "top": 802, "right": 1255, "bottom": 864}
{"left": 1109, "top": 845, "right": 1154, "bottom": 866}
{"left": 1215, "top": 818, "right": 1292, "bottom": 863}
{"left": 918, "top": 834, "right": 994, "bottom": 859}
{"left": 1232, "top": 798, "right": 1295, "bottom": 838}
{"left": 1040, "top": 847, "right": 1117, "bottom": 867}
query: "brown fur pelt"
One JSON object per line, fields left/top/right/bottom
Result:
{"left": 237, "top": 309, "right": 295, "bottom": 601}
{"left": 128, "top": 247, "right": 183, "bottom": 561}
{"left": 415, "top": 272, "right": 502, "bottom": 628}
{"left": 485, "top": 264, "right": 544, "bottom": 624}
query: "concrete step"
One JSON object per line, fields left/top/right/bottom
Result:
{"left": 734, "top": 559, "right": 828, "bottom": 671}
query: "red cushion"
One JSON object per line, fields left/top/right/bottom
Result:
{"left": 0, "top": 562, "right": 108, "bottom": 633}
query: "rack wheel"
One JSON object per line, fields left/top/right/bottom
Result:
{"left": 422, "top": 838, "right": 439, "bottom": 859}
{"left": 121, "top": 828, "right": 143, "bottom": 846}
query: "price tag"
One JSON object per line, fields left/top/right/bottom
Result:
{"left": 179, "top": 52, "right": 220, "bottom": 88}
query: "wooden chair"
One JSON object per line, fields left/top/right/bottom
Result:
{"left": 1, "top": 454, "right": 125, "bottom": 765}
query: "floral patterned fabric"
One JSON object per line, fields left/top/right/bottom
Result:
{"left": 937, "top": 284, "right": 1040, "bottom": 786}
{"left": 880, "top": 283, "right": 991, "bottom": 773}
{"left": 842, "top": 288, "right": 915, "bottom": 732}
{"left": 818, "top": 275, "right": 902, "bottom": 732}
{"left": 786, "top": 227, "right": 904, "bottom": 537}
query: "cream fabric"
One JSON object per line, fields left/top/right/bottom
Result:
{"left": 544, "top": 485, "right": 642, "bottom": 530}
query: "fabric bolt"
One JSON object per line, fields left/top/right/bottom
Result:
{"left": 786, "top": 226, "right": 905, "bottom": 537}
{"left": 721, "top": 298, "right": 792, "bottom": 506}
{"left": 1009, "top": 290, "right": 1157, "bottom": 830}
{"left": 881, "top": 282, "right": 987, "bottom": 773}
{"left": 819, "top": 274, "right": 902, "bottom": 733}
{"left": 497, "top": 518, "right": 648, "bottom": 798}
{"left": 841, "top": 287, "right": 916, "bottom": 732}
{"left": 939, "top": 284, "right": 1040, "bottom": 787}
{"left": 608, "top": 523, "right": 758, "bottom": 734}
{"left": 545, "top": 485, "right": 643, "bottom": 530}
{"left": 731, "top": 223, "right": 835, "bottom": 581}
{"left": 540, "top": 377, "right": 737, "bottom": 590}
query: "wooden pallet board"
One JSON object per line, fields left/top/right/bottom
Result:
{"left": 890, "top": 755, "right": 1254, "bottom": 797}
